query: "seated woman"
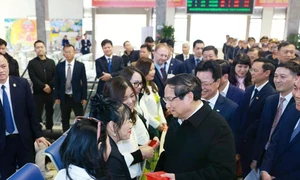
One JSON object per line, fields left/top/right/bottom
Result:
{"left": 90, "top": 96, "right": 137, "bottom": 179}
{"left": 229, "top": 53, "right": 252, "bottom": 91}
{"left": 102, "top": 76, "right": 157, "bottom": 179}
{"left": 55, "top": 117, "right": 108, "bottom": 180}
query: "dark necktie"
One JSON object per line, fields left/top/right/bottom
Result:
{"left": 196, "top": 58, "right": 200, "bottom": 65}
{"left": 160, "top": 66, "right": 167, "bottom": 81}
{"left": 290, "top": 119, "right": 300, "bottom": 142}
{"left": 107, "top": 58, "right": 112, "bottom": 73}
{"left": 249, "top": 88, "right": 258, "bottom": 106}
{"left": 2, "top": 85, "right": 15, "bottom": 133}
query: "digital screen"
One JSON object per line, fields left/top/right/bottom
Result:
{"left": 187, "top": 0, "right": 254, "bottom": 14}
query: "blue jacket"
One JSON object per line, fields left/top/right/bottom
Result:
{"left": 226, "top": 83, "right": 245, "bottom": 105}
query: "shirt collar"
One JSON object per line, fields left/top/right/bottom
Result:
{"left": 178, "top": 101, "right": 203, "bottom": 125}
{"left": 0, "top": 77, "right": 10, "bottom": 89}
{"left": 202, "top": 91, "right": 219, "bottom": 109}
{"left": 105, "top": 55, "right": 113, "bottom": 60}
{"left": 65, "top": 59, "right": 75, "bottom": 66}
{"left": 280, "top": 91, "right": 293, "bottom": 103}
{"left": 221, "top": 81, "right": 230, "bottom": 97}
{"left": 154, "top": 62, "right": 165, "bottom": 69}
{"left": 255, "top": 80, "right": 269, "bottom": 91}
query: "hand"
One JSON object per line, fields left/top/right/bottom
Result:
{"left": 99, "top": 72, "right": 112, "bottom": 81}
{"left": 261, "top": 171, "right": 275, "bottom": 180}
{"left": 151, "top": 137, "right": 160, "bottom": 149}
{"left": 250, "top": 160, "right": 257, "bottom": 170}
{"left": 55, "top": 99, "right": 61, "bottom": 104}
{"left": 236, "top": 154, "right": 240, "bottom": 161}
{"left": 161, "top": 123, "right": 168, "bottom": 131}
{"left": 81, "top": 99, "right": 87, "bottom": 105}
{"left": 161, "top": 173, "right": 175, "bottom": 180}
{"left": 43, "top": 84, "right": 51, "bottom": 94}
{"left": 35, "top": 137, "right": 51, "bottom": 148}
{"left": 164, "top": 109, "right": 172, "bottom": 117}
{"left": 140, "top": 145, "right": 154, "bottom": 159}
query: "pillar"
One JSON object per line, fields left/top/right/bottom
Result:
{"left": 284, "top": 0, "right": 300, "bottom": 38}
{"left": 260, "top": 8, "right": 274, "bottom": 38}
{"left": 35, "top": 0, "right": 49, "bottom": 48}
{"left": 156, "top": 0, "right": 167, "bottom": 40}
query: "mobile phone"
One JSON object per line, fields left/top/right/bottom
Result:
{"left": 148, "top": 140, "right": 157, "bottom": 147}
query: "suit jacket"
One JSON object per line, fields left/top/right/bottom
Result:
{"left": 226, "top": 83, "right": 245, "bottom": 105}
{"left": 260, "top": 105, "right": 300, "bottom": 179}
{"left": 184, "top": 57, "right": 199, "bottom": 74}
{"left": 131, "top": 50, "right": 154, "bottom": 62}
{"left": 253, "top": 93, "right": 295, "bottom": 161}
{"left": 167, "top": 58, "right": 185, "bottom": 75}
{"left": 175, "top": 54, "right": 194, "bottom": 62}
{"left": 236, "top": 83, "right": 276, "bottom": 154}
{"left": 107, "top": 137, "right": 131, "bottom": 180}
{"left": 155, "top": 103, "right": 236, "bottom": 180}
{"left": 0, "top": 76, "right": 42, "bottom": 153}
{"left": 5, "top": 53, "right": 19, "bottom": 77}
{"left": 54, "top": 60, "right": 87, "bottom": 103}
{"left": 95, "top": 55, "right": 124, "bottom": 94}
{"left": 80, "top": 39, "right": 91, "bottom": 54}
{"left": 214, "top": 94, "right": 238, "bottom": 134}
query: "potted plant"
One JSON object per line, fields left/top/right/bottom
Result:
{"left": 287, "top": 33, "right": 300, "bottom": 50}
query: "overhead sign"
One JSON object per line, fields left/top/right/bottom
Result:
{"left": 255, "top": 0, "right": 288, "bottom": 7}
{"left": 92, "top": 0, "right": 185, "bottom": 8}
{"left": 187, "top": 0, "right": 254, "bottom": 14}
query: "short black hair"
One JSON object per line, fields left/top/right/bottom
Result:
{"left": 248, "top": 47, "right": 264, "bottom": 58}
{"left": 278, "top": 41, "right": 295, "bottom": 51}
{"left": 145, "top": 36, "right": 154, "bottom": 43}
{"left": 193, "top": 39, "right": 204, "bottom": 49}
{"left": 216, "top": 59, "right": 230, "bottom": 75}
{"left": 203, "top": 45, "right": 218, "bottom": 56}
{"left": 34, "top": 40, "right": 45, "bottom": 47}
{"left": 248, "top": 37, "right": 256, "bottom": 42}
{"left": 101, "top": 39, "right": 113, "bottom": 47}
{"left": 277, "top": 61, "right": 300, "bottom": 76}
{"left": 160, "top": 38, "right": 175, "bottom": 48}
{"left": 253, "top": 58, "right": 275, "bottom": 76}
{"left": 166, "top": 74, "right": 202, "bottom": 101}
{"left": 0, "top": 38, "right": 7, "bottom": 46}
{"left": 140, "top": 44, "right": 152, "bottom": 52}
{"left": 123, "top": 40, "right": 129, "bottom": 47}
{"left": 195, "top": 60, "right": 222, "bottom": 81}
{"left": 63, "top": 44, "right": 75, "bottom": 50}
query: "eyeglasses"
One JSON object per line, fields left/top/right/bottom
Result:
{"left": 163, "top": 96, "right": 179, "bottom": 103}
{"left": 201, "top": 81, "right": 215, "bottom": 87}
{"left": 249, "top": 68, "right": 261, "bottom": 73}
{"left": 131, "top": 81, "right": 143, "bottom": 88}
{"left": 74, "top": 116, "right": 102, "bottom": 141}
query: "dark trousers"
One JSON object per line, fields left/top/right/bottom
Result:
{"left": 240, "top": 139, "right": 255, "bottom": 178}
{"left": 0, "top": 135, "right": 35, "bottom": 180}
{"left": 34, "top": 93, "right": 54, "bottom": 130}
{"left": 60, "top": 94, "right": 83, "bottom": 132}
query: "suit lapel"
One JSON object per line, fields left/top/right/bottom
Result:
{"left": 9, "top": 77, "right": 18, "bottom": 121}
{"left": 168, "top": 59, "right": 174, "bottom": 74}
{"left": 214, "top": 94, "right": 224, "bottom": 114}
{"left": 227, "top": 84, "right": 235, "bottom": 98}
{"left": 101, "top": 56, "right": 109, "bottom": 72}
{"left": 250, "top": 83, "right": 270, "bottom": 108}
{"left": 155, "top": 67, "right": 164, "bottom": 85}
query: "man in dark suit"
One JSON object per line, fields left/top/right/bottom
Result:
{"left": 0, "top": 54, "right": 50, "bottom": 179}
{"left": 28, "top": 40, "right": 56, "bottom": 130}
{"left": 237, "top": 58, "right": 276, "bottom": 177}
{"left": 0, "top": 38, "right": 19, "bottom": 77}
{"left": 217, "top": 60, "right": 244, "bottom": 105}
{"left": 95, "top": 39, "right": 124, "bottom": 94}
{"left": 195, "top": 60, "right": 238, "bottom": 133}
{"left": 80, "top": 33, "right": 91, "bottom": 55}
{"left": 55, "top": 44, "right": 87, "bottom": 132}
{"left": 131, "top": 37, "right": 155, "bottom": 62}
{"left": 156, "top": 74, "right": 236, "bottom": 180}
{"left": 251, "top": 61, "right": 299, "bottom": 170}
{"left": 121, "top": 40, "right": 137, "bottom": 66}
{"left": 260, "top": 75, "right": 300, "bottom": 179}
{"left": 277, "top": 41, "right": 296, "bottom": 65}
{"left": 159, "top": 39, "right": 185, "bottom": 76}
{"left": 175, "top": 41, "right": 194, "bottom": 61}
{"left": 153, "top": 43, "right": 170, "bottom": 99}
{"left": 184, "top": 39, "right": 205, "bottom": 74}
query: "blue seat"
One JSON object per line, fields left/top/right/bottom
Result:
{"left": 43, "top": 134, "right": 67, "bottom": 171}
{"left": 7, "top": 163, "right": 44, "bottom": 180}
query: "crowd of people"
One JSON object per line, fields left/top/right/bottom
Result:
{"left": 0, "top": 34, "right": 300, "bottom": 180}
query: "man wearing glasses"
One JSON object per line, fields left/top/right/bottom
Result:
{"left": 155, "top": 74, "right": 236, "bottom": 180}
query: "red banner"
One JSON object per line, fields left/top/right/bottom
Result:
{"left": 92, "top": 0, "right": 185, "bottom": 8}
{"left": 255, "top": 0, "right": 288, "bottom": 7}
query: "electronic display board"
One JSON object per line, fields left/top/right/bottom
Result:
{"left": 187, "top": 0, "right": 254, "bottom": 14}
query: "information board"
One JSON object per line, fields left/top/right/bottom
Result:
{"left": 92, "top": 0, "right": 185, "bottom": 8}
{"left": 187, "top": 0, "right": 254, "bottom": 14}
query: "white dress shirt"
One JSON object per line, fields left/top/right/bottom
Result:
{"left": 251, "top": 81, "right": 269, "bottom": 99}
{"left": 0, "top": 77, "right": 19, "bottom": 135}
{"left": 221, "top": 81, "right": 230, "bottom": 97}
{"left": 202, "top": 91, "right": 219, "bottom": 110}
